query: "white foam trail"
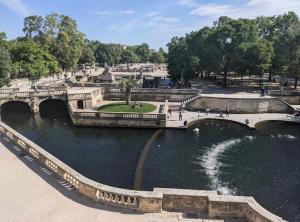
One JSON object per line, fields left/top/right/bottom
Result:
{"left": 271, "top": 134, "right": 296, "bottom": 140}
{"left": 197, "top": 136, "right": 255, "bottom": 195}
{"left": 285, "top": 135, "right": 296, "bottom": 140}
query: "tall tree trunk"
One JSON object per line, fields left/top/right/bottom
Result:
{"left": 127, "top": 89, "right": 132, "bottom": 105}
{"left": 294, "top": 77, "right": 298, "bottom": 89}
{"left": 222, "top": 66, "right": 228, "bottom": 88}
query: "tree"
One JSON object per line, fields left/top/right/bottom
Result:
{"left": 0, "top": 46, "right": 11, "bottom": 86}
{"left": 54, "top": 16, "right": 84, "bottom": 70}
{"left": 119, "top": 78, "right": 138, "bottom": 105}
{"left": 0, "top": 32, "right": 10, "bottom": 86}
{"left": 95, "top": 43, "right": 124, "bottom": 66}
{"left": 79, "top": 42, "right": 96, "bottom": 66}
{"left": 10, "top": 40, "right": 59, "bottom": 79}
{"left": 167, "top": 36, "right": 199, "bottom": 84}
{"left": 211, "top": 18, "right": 258, "bottom": 87}
{"left": 239, "top": 39, "right": 273, "bottom": 85}
{"left": 149, "top": 50, "right": 164, "bottom": 64}
{"left": 134, "top": 43, "right": 150, "bottom": 62}
{"left": 120, "top": 49, "right": 139, "bottom": 65}
{"left": 23, "top": 15, "right": 43, "bottom": 38}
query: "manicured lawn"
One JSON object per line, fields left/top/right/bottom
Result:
{"left": 97, "top": 103, "right": 157, "bottom": 113}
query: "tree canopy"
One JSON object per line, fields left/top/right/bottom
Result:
{"left": 167, "top": 11, "right": 300, "bottom": 88}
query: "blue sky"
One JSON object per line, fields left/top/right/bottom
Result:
{"left": 1, "top": 0, "right": 300, "bottom": 49}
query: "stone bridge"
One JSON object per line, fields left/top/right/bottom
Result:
{"left": 0, "top": 89, "right": 68, "bottom": 113}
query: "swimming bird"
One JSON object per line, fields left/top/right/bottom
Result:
{"left": 193, "top": 128, "right": 199, "bottom": 132}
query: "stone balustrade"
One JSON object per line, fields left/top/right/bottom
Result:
{"left": 0, "top": 90, "right": 67, "bottom": 98}
{"left": 0, "top": 88, "right": 19, "bottom": 94}
{"left": 105, "top": 88, "right": 200, "bottom": 95}
{"left": 0, "top": 121, "right": 287, "bottom": 221}
{"left": 71, "top": 110, "right": 166, "bottom": 121}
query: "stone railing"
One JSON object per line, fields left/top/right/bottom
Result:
{"left": 0, "top": 88, "right": 19, "bottom": 94}
{"left": 0, "top": 90, "right": 67, "bottom": 98}
{"left": 71, "top": 109, "right": 166, "bottom": 121}
{"left": 0, "top": 121, "right": 287, "bottom": 222}
{"left": 105, "top": 88, "right": 200, "bottom": 95}
{"left": 67, "top": 93, "right": 91, "bottom": 100}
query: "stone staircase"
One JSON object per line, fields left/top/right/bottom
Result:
{"left": 180, "top": 93, "right": 202, "bottom": 108}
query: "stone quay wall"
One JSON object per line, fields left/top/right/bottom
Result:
{"left": 185, "top": 96, "right": 294, "bottom": 114}
{"left": 0, "top": 121, "right": 286, "bottom": 222}
{"left": 69, "top": 109, "right": 167, "bottom": 128}
{"left": 103, "top": 88, "right": 199, "bottom": 102}
{"left": 268, "top": 90, "right": 300, "bottom": 105}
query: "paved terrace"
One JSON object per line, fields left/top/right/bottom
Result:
{"left": 167, "top": 111, "right": 300, "bottom": 129}
{"left": 0, "top": 134, "right": 220, "bottom": 222}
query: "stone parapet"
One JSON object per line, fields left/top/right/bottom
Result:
{"left": 0, "top": 121, "right": 287, "bottom": 221}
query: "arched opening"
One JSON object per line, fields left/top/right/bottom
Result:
{"left": 188, "top": 118, "right": 252, "bottom": 129}
{"left": 1, "top": 101, "right": 32, "bottom": 124}
{"left": 39, "top": 99, "right": 69, "bottom": 119}
{"left": 77, "top": 100, "right": 84, "bottom": 109}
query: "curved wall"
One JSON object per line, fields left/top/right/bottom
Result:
{"left": 185, "top": 96, "right": 294, "bottom": 114}
{"left": 0, "top": 121, "right": 286, "bottom": 222}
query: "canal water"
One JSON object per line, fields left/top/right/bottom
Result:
{"left": 1, "top": 101, "right": 299, "bottom": 221}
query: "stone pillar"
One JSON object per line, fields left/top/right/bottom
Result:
{"left": 30, "top": 102, "right": 39, "bottom": 114}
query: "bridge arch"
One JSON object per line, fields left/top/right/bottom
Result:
{"left": 39, "top": 99, "right": 69, "bottom": 119}
{"left": 0, "top": 100, "right": 32, "bottom": 121}
{"left": 255, "top": 119, "right": 300, "bottom": 128}
{"left": 0, "top": 100, "right": 31, "bottom": 111}
{"left": 188, "top": 118, "right": 253, "bottom": 130}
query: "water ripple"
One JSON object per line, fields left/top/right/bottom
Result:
{"left": 195, "top": 136, "right": 255, "bottom": 195}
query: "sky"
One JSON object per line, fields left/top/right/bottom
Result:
{"left": 1, "top": 0, "right": 300, "bottom": 49}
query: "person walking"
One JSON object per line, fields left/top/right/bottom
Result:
{"left": 225, "top": 107, "right": 230, "bottom": 117}
{"left": 205, "top": 108, "right": 210, "bottom": 116}
{"left": 179, "top": 111, "right": 183, "bottom": 120}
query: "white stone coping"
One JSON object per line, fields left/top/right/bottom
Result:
{"left": 0, "top": 121, "right": 287, "bottom": 221}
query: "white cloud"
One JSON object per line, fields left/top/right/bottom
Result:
{"left": 95, "top": 10, "right": 135, "bottom": 16}
{"left": 145, "top": 11, "right": 161, "bottom": 17}
{"left": 190, "top": 4, "right": 239, "bottom": 17}
{"left": 117, "top": 10, "right": 135, "bottom": 15}
{"left": 0, "top": 0, "right": 30, "bottom": 17}
{"left": 178, "top": 0, "right": 300, "bottom": 19}
{"left": 146, "top": 16, "right": 179, "bottom": 27}
{"left": 110, "top": 19, "right": 140, "bottom": 32}
{"left": 177, "top": 0, "right": 198, "bottom": 7}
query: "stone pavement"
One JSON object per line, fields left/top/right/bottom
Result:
{"left": 0, "top": 133, "right": 233, "bottom": 222}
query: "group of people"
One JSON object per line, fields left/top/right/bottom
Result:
{"left": 168, "top": 108, "right": 183, "bottom": 120}
{"left": 167, "top": 107, "right": 251, "bottom": 127}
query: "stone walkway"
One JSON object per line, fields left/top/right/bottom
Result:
{"left": 167, "top": 111, "right": 300, "bottom": 129}
{"left": 0, "top": 133, "right": 234, "bottom": 222}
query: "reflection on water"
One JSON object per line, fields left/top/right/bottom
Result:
{"left": 1, "top": 102, "right": 300, "bottom": 221}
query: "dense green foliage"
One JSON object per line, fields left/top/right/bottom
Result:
{"left": 94, "top": 42, "right": 166, "bottom": 66}
{"left": 167, "top": 12, "right": 300, "bottom": 88}
{"left": 98, "top": 102, "right": 157, "bottom": 113}
{"left": 9, "top": 40, "right": 60, "bottom": 79}
{"left": 0, "top": 13, "right": 166, "bottom": 86}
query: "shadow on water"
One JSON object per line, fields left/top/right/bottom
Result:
{"left": 1, "top": 101, "right": 155, "bottom": 190}
{"left": 1, "top": 101, "right": 32, "bottom": 123}
{"left": 39, "top": 99, "right": 69, "bottom": 120}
